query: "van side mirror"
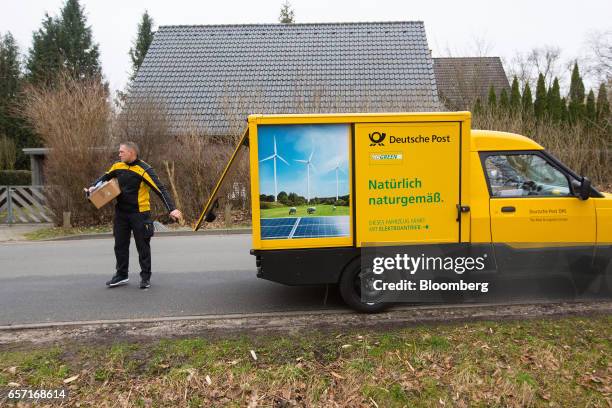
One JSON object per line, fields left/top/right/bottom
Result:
{"left": 578, "top": 176, "right": 591, "bottom": 200}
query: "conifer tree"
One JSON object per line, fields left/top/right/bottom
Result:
{"left": 596, "top": 83, "right": 610, "bottom": 123}
{"left": 499, "top": 88, "right": 509, "bottom": 112}
{"left": 546, "top": 77, "right": 562, "bottom": 123}
{"left": 26, "top": 14, "right": 62, "bottom": 86}
{"left": 0, "top": 32, "right": 39, "bottom": 169}
{"left": 509, "top": 77, "right": 521, "bottom": 115}
{"left": 58, "top": 0, "right": 101, "bottom": 79}
{"left": 279, "top": 1, "right": 295, "bottom": 24}
{"left": 487, "top": 85, "right": 497, "bottom": 111}
{"left": 0, "top": 32, "right": 21, "bottom": 119}
{"left": 585, "top": 90, "right": 596, "bottom": 125}
{"left": 560, "top": 97, "right": 568, "bottom": 123}
{"left": 129, "top": 10, "right": 154, "bottom": 81}
{"left": 473, "top": 98, "right": 483, "bottom": 115}
{"left": 568, "top": 62, "right": 585, "bottom": 124}
{"left": 534, "top": 73, "right": 548, "bottom": 121}
{"left": 521, "top": 83, "right": 533, "bottom": 119}
{"left": 26, "top": 0, "right": 101, "bottom": 85}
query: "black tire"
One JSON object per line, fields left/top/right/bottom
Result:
{"left": 339, "top": 259, "right": 391, "bottom": 313}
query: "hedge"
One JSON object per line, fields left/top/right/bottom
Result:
{"left": 0, "top": 170, "right": 32, "bottom": 186}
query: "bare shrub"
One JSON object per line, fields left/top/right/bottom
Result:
{"left": 166, "top": 123, "right": 250, "bottom": 228}
{"left": 20, "top": 74, "right": 114, "bottom": 226}
{"left": 472, "top": 110, "right": 611, "bottom": 187}
{"left": 113, "top": 102, "right": 250, "bottom": 227}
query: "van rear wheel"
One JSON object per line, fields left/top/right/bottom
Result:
{"left": 339, "top": 260, "right": 390, "bottom": 313}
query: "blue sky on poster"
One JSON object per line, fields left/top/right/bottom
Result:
{"left": 3, "top": 0, "right": 610, "bottom": 93}
{"left": 258, "top": 124, "right": 350, "bottom": 199}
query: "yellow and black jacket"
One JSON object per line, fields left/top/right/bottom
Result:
{"left": 91, "top": 159, "right": 175, "bottom": 213}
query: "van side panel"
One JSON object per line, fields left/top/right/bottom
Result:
{"left": 354, "top": 122, "right": 463, "bottom": 246}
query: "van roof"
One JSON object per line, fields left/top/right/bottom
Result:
{"left": 471, "top": 130, "right": 544, "bottom": 151}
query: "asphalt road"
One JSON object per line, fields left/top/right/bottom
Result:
{"left": 0, "top": 234, "right": 346, "bottom": 326}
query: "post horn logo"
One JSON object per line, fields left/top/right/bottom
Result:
{"left": 369, "top": 132, "right": 386, "bottom": 146}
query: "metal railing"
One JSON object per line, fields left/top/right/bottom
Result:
{"left": 0, "top": 186, "right": 54, "bottom": 224}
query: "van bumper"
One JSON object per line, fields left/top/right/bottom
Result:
{"left": 250, "top": 247, "right": 359, "bottom": 285}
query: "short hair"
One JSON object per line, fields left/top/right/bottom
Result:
{"left": 120, "top": 141, "right": 139, "bottom": 156}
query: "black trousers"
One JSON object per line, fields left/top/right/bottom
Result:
{"left": 113, "top": 210, "right": 155, "bottom": 279}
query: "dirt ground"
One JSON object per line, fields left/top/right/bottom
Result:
{"left": 1, "top": 300, "right": 610, "bottom": 350}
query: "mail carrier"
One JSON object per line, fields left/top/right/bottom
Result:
{"left": 196, "top": 112, "right": 612, "bottom": 312}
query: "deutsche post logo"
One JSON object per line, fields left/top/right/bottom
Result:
{"left": 369, "top": 132, "right": 386, "bottom": 146}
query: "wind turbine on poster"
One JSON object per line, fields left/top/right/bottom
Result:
{"left": 295, "top": 140, "right": 317, "bottom": 204}
{"left": 333, "top": 161, "right": 346, "bottom": 201}
{"left": 259, "top": 135, "right": 289, "bottom": 202}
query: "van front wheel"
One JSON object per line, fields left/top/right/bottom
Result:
{"left": 339, "top": 261, "right": 390, "bottom": 313}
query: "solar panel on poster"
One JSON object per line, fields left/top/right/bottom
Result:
{"left": 261, "top": 216, "right": 349, "bottom": 240}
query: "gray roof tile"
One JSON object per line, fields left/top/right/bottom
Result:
{"left": 433, "top": 57, "right": 510, "bottom": 110}
{"left": 131, "top": 21, "right": 441, "bottom": 135}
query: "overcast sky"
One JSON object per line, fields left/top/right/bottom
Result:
{"left": 3, "top": 0, "right": 610, "bottom": 93}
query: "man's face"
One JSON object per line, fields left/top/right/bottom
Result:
{"left": 118, "top": 145, "right": 136, "bottom": 163}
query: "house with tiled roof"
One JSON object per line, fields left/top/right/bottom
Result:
{"left": 433, "top": 57, "right": 510, "bottom": 110}
{"left": 129, "top": 21, "right": 442, "bottom": 136}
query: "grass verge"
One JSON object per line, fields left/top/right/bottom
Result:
{"left": 260, "top": 204, "right": 350, "bottom": 218}
{"left": 23, "top": 225, "right": 112, "bottom": 241}
{"left": 0, "top": 316, "right": 610, "bottom": 406}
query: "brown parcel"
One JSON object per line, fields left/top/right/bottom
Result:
{"left": 89, "top": 178, "right": 120, "bottom": 209}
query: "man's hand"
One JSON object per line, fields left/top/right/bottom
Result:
{"left": 169, "top": 209, "right": 183, "bottom": 223}
{"left": 83, "top": 186, "right": 95, "bottom": 194}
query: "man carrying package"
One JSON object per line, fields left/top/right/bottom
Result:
{"left": 85, "top": 142, "right": 183, "bottom": 289}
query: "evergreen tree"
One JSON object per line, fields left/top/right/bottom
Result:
{"left": 129, "top": 11, "right": 154, "bottom": 81}
{"left": 58, "top": 0, "right": 101, "bottom": 79}
{"left": 534, "top": 73, "right": 548, "bottom": 121}
{"left": 560, "top": 97, "right": 568, "bottom": 123}
{"left": 521, "top": 83, "right": 533, "bottom": 119}
{"left": 509, "top": 77, "right": 521, "bottom": 115}
{"left": 473, "top": 98, "right": 483, "bottom": 116}
{"left": 0, "top": 32, "right": 21, "bottom": 113}
{"left": 487, "top": 85, "right": 497, "bottom": 111}
{"left": 279, "top": 1, "right": 295, "bottom": 24}
{"left": 26, "top": 14, "right": 63, "bottom": 86}
{"left": 585, "top": 90, "right": 596, "bottom": 125}
{"left": 0, "top": 32, "right": 38, "bottom": 169}
{"left": 499, "top": 88, "right": 509, "bottom": 112}
{"left": 596, "top": 83, "right": 610, "bottom": 123}
{"left": 568, "top": 62, "right": 585, "bottom": 124}
{"left": 546, "top": 77, "right": 562, "bottom": 123}
{"left": 26, "top": 0, "right": 101, "bottom": 85}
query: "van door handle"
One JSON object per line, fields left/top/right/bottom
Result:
{"left": 501, "top": 206, "right": 516, "bottom": 213}
{"left": 456, "top": 204, "right": 470, "bottom": 221}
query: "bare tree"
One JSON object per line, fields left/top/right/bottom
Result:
{"left": 584, "top": 30, "right": 612, "bottom": 84}
{"left": 527, "top": 46, "right": 562, "bottom": 88}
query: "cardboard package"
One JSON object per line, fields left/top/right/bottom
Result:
{"left": 88, "top": 178, "right": 120, "bottom": 209}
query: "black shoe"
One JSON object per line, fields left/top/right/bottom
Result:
{"left": 106, "top": 275, "right": 129, "bottom": 287}
{"left": 139, "top": 279, "right": 151, "bottom": 289}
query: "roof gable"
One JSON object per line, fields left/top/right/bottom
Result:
{"left": 434, "top": 57, "right": 510, "bottom": 110}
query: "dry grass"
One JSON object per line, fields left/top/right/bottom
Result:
{"left": 1, "top": 316, "right": 610, "bottom": 407}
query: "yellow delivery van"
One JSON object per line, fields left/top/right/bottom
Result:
{"left": 196, "top": 112, "right": 612, "bottom": 312}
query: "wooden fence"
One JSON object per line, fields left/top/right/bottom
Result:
{"left": 0, "top": 186, "right": 54, "bottom": 224}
